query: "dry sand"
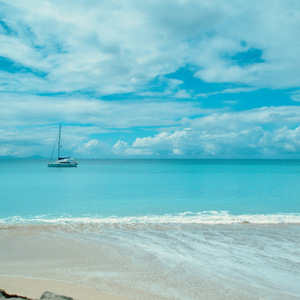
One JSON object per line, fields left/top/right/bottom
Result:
{"left": 0, "top": 276, "right": 131, "bottom": 300}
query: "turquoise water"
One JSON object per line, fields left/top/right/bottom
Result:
{"left": 1, "top": 159, "right": 300, "bottom": 299}
{"left": 0, "top": 159, "right": 299, "bottom": 219}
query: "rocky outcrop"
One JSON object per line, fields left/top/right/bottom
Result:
{"left": 40, "top": 292, "right": 73, "bottom": 300}
{"left": 0, "top": 290, "right": 74, "bottom": 300}
{"left": 0, "top": 289, "right": 31, "bottom": 300}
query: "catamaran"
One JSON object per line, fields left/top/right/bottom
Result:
{"left": 48, "top": 125, "right": 77, "bottom": 167}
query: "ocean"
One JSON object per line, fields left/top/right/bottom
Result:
{"left": 0, "top": 159, "right": 300, "bottom": 299}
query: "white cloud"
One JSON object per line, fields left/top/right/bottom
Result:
{"left": 258, "top": 126, "right": 300, "bottom": 154}
{"left": 113, "top": 125, "right": 300, "bottom": 157}
{"left": 192, "top": 0, "right": 300, "bottom": 88}
{"left": 0, "top": 104, "right": 299, "bottom": 158}
{"left": 190, "top": 106, "right": 300, "bottom": 130}
{"left": 112, "top": 107, "right": 300, "bottom": 157}
{"left": 0, "top": 93, "right": 206, "bottom": 128}
{"left": 0, "top": 0, "right": 300, "bottom": 94}
{"left": 0, "top": 92, "right": 208, "bottom": 157}
{"left": 75, "top": 139, "right": 112, "bottom": 157}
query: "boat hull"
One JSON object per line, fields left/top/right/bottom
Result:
{"left": 48, "top": 162, "right": 77, "bottom": 167}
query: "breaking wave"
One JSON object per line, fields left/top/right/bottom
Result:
{"left": 1, "top": 211, "right": 300, "bottom": 225}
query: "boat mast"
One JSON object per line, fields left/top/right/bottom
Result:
{"left": 58, "top": 125, "right": 61, "bottom": 159}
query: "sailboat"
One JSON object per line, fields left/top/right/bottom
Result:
{"left": 48, "top": 125, "right": 77, "bottom": 167}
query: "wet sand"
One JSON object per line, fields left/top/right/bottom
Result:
{"left": 1, "top": 223, "right": 299, "bottom": 300}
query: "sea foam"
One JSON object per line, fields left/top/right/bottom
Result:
{"left": 1, "top": 211, "right": 300, "bottom": 225}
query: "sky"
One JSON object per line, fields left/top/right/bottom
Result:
{"left": 0, "top": 0, "right": 300, "bottom": 158}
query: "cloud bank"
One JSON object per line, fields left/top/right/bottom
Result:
{"left": 113, "top": 106, "right": 300, "bottom": 158}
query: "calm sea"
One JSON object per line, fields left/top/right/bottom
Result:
{"left": 0, "top": 159, "right": 300, "bottom": 299}
{"left": 0, "top": 159, "right": 299, "bottom": 219}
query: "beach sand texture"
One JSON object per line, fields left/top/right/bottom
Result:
{"left": 0, "top": 223, "right": 251, "bottom": 300}
{"left": 1, "top": 222, "right": 300, "bottom": 300}
{"left": 0, "top": 276, "right": 130, "bottom": 300}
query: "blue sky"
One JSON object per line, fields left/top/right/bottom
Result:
{"left": 0, "top": 0, "right": 300, "bottom": 158}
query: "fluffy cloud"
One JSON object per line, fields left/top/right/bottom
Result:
{"left": 0, "top": 92, "right": 205, "bottom": 157}
{"left": 75, "top": 139, "right": 112, "bottom": 157}
{"left": 258, "top": 126, "right": 300, "bottom": 154}
{"left": 189, "top": 106, "right": 300, "bottom": 130}
{"left": 113, "top": 107, "right": 300, "bottom": 158}
{"left": 113, "top": 126, "right": 300, "bottom": 158}
{"left": 0, "top": 104, "right": 299, "bottom": 158}
{"left": 0, "top": 0, "right": 300, "bottom": 95}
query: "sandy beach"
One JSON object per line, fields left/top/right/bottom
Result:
{"left": 1, "top": 221, "right": 300, "bottom": 300}
{"left": 0, "top": 224, "right": 137, "bottom": 299}
{"left": 0, "top": 223, "right": 247, "bottom": 300}
{"left": 0, "top": 276, "right": 130, "bottom": 300}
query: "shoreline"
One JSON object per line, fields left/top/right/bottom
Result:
{"left": 0, "top": 276, "right": 131, "bottom": 300}
{"left": 1, "top": 222, "right": 299, "bottom": 299}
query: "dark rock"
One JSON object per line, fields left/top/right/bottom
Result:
{"left": 40, "top": 292, "right": 73, "bottom": 300}
{"left": 0, "top": 289, "right": 32, "bottom": 300}
{"left": 0, "top": 290, "right": 74, "bottom": 300}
